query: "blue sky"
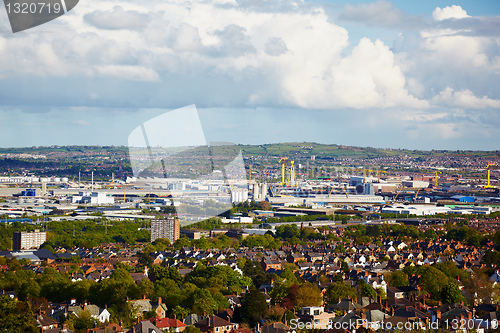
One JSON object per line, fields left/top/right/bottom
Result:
{"left": 0, "top": 0, "right": 499, "bottom": 150}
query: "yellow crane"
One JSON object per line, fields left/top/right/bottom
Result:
{"left": 288, "top": 160, "right": 296, "bottom": 186}
{"left": 362, "top": 168, "right": 387, "bottom": 183}
{"left": 279, "top": 157, "right": 288, "bottom": 186}
{"left": 433, "top": 171, "right": 441, "bottom": 187}
{"left": 342, "top": 184, "right": 349, "bottom": 198}
{"left": 486, "top": 164, "right": 500, "bottom": 188}
{"left": 328, "top": 185, "right": 335, "bottom": 198}
{"left": 392, "top": 187, "right": 403, "bottom": 203}
{"left": 414, "top": 187, "right": 421, "bottom": 201}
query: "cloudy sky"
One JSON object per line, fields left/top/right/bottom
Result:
{"left": 0, "top": 0, "right": 499, "bottom": 150}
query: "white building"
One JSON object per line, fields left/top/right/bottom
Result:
{"left": 402, "top": 180, "right": 430, "bottom": 188}
{"left": 71, "top": 191, "right": 115, "bottom": 205}
{"left": 231, "top": 190, "right": 248, "bottom": 203}
{"left": 381, "top": 205, "right": 451, "bottom": 216}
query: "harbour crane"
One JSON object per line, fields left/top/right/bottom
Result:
{"left": 485, "top": 164, "right": 500, "bottom": 189}
{"left": 279, "top": 157, "right": 288, "bottom": 186}
{"left": 278, "top": 157, "right": 297, "bottom": 186}
{"left": 414, "top": 187, "right": 421, "bottom": 201}
{"left": 361, "top": 168, "right": 387, "bottom": 183}
{"left": 288, "top": 160, "right": 296, "bottom": 186}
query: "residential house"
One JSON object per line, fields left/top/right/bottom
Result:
{"left": 194, "top": 315, "right": 238, "bottom": 333}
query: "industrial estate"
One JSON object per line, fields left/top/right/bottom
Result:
{"left": 2, "top": 143, "right": 500, "bottom": 332}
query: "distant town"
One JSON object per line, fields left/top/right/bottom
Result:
{"left": 1, "top": 143, "right": 500, "bottom": 332}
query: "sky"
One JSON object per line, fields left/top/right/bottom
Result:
{"left": 0, "top": 0, "right": 499, "bottom": 150}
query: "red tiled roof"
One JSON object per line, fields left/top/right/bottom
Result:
{"left": 150, "top": 317, "right": 186, "bottom": 328}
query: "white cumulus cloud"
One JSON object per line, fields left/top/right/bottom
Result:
{"left": 432, "top": 5, "right": 470, "bottom": 21}
{"left": 433, "top": 87, "right": 500, "bottom": 109}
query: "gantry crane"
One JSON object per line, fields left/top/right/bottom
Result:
{"left": 362, "top": 168, "right": 387, "bottom": 183}
{"left": 279, "top": 157, "right": 288, "bottom": 186}
{"left": 414, "top": 187, "right": 421, "bottom": 201}
{"left": 485, "top": 164, "right": 500, "bottom": 189}
{"left": 278, "top": 157, "right": 297, "bottom": 186}
{"left": 288, "top": 160, "right": 296, "bottom": 186}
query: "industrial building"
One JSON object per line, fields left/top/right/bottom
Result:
{"left": 71, "top": 191, "right": 115, "bottom": 205}
{"left": 381, "top": 205, "right": 451, "bottom": 216}
{"left": 13, "top": 230, "right": 46, "bottom": 250}
{"left": 151, "top": 217, "right": 180, "bottom": 243}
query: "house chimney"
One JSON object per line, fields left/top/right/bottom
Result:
{"left": 468, "top": 311, "right": 472, "bottom": 320}
{"left": 143, "top": 294, "right": 146, "bottom": 300}
{"left": 436, "top": 310, "right": 441, "bottom": 320}
{"left": 158, "top": 297, "right": 162, "bottom": 304}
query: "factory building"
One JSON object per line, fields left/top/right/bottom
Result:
{"left": 381, "top": 205, "right": 451, "bottom": 216}
{"left": 71, "top": 191, "right": 115, "bottom": 205}
{"left": 13, "top": 230, "right": 46, "bottom": 250}
{"left": 21, "top": 189, "right": 37, "bottom": 197}
{"left": 151, "top": 217, "right": 180, "bottom": 243}
{"left": 402, "top": 180, "right": 430, "bottom": 188}
{"left": 231, "top": 189, "right": 248, "bottom": 203}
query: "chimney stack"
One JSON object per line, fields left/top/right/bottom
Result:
{"left": 436, "top": 310, "right": 441, "bottom": 320}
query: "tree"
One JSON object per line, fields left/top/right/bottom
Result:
{"left": 325, "top": 282, "right": 357, "bottom": 304}
{"left": 240, "top": 287, "right": 268, "bottom": 326}
{"left": 151, "top": 266, "right": 183, "bottom": 284}
{"left": 192, "top": 288, "right": 217, "bottom": 315}
{"left": 434, "top": 261, "right": 470, "bottom": 284}
{"left": 341, "top": 261, "right": 349, "bottom": 273}
{"left": 184, "top": 326, "right": 202, "bottom": 333}
{"left": 387, "top": 271, "right": 409, "bottom": 287}
{"left": 243, "top": 260, "right": 267, "bottom": 288}
{"left": 417, "top": 266, "right": 449, "bottom": 300}
{"left": 258, "top": 201, "right": 272, "bottom": 211}
{"left": 174, "top": 236, "right": 191, "bottom": 250}
{"left": 464, "top": 270, "right": 495, "bottom": 305}
{"left": 66, "top": 310, "right": 96, "bottom": 332}
{"left": 441, "top": 281, "right": 464, "bottom": 304}
{"left": 366, "top": 225, "right": 380, "bottom": 237}
{"left": 0, "top": 296, "right": 38, "bottom": 333}
{"left": 482, "top": 250, "right": 500, "bottom": 267}
{"left": 295, "top": 282, "right": 323, "bottom": 308}
{"left": 358, "top": 281, "right": 377, "bottom": 299}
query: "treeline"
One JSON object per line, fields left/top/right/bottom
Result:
{"left": 0, "top": 220, "right": 151, "bottom": 251}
